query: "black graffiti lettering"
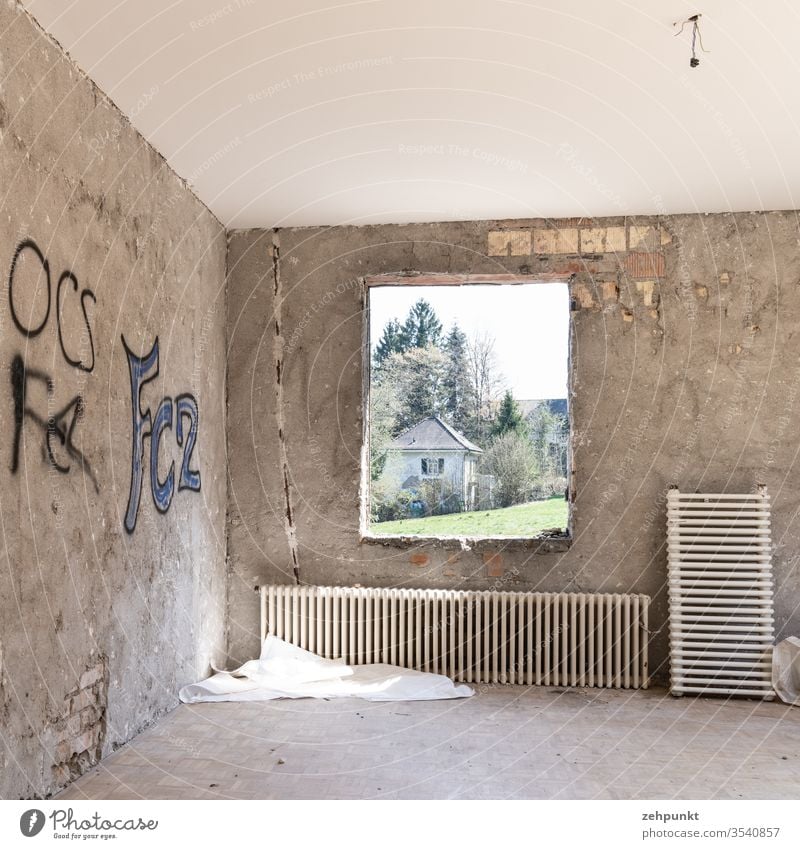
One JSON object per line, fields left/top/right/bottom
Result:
{"left": 57, "top": 271, "right": 97, "bottom": 373}
{"left": 10, "top": 354, "right": 99, "bottom": 492}
{"left": 9, "top": 237, "right": 97, "bottom": 369}
{"left": 9, "top": 239, "right": 51, "bottom": 338}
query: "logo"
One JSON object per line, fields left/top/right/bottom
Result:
{"left": 19, "top": 809, "right": 45, "bottom": 837}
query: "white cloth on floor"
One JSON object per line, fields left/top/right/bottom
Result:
{"left": 772, "top": 637, "right": 800, "bottom": 705}
{"left": 179, "top": 635, "right": 474, "bottom": 703}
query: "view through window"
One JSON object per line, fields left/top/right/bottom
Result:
{"left": 367, "top": 281, "right": 570, "bottom": 538}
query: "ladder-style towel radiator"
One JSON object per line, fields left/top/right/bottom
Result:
{"left": 667, "top": 488, "right": 775, "bottom": 698}
{"left": 260, "top": 585, "right": 650, "bottom": 689}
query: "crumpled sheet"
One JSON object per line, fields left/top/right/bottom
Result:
{"left": 179, "top": 635, "right": 474, "bottom": 703}
{"left": 772, "top": 637, "right": 800, "bottom": 705}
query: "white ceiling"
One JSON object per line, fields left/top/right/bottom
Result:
{"left": 23, "top": 0, "right": 800, "bottom": 228}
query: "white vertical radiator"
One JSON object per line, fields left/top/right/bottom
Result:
{"left": 667, "top": 488, "right": 775, "bottom": 698}
{"left": 260, "top": 585, "right": 650, "bottom": 689}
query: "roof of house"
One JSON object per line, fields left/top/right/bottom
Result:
{"left": 517, "top": 398, "right": 568, "bottom": 418}
{"left": 390, "top": 416, "right": 483, "bottom": 453}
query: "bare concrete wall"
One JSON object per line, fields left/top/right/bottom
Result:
{"left": 226, "top": 213, "right": 800, "bottom": 682}
{"left": 0, "top": 3, "right": 227, "bottom": 797}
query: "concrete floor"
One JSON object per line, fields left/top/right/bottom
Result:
{"left": 56, "top": 687, "right": 800, "bottom": 800}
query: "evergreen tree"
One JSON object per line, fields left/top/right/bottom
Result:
{"left": 383, "top": 346, "right": 448, "bottom": 433}
{"left": 442, "top": 323, "right": 472, "bottom": 433}
{"left": 373, "top": 318, "right": 403, "bottom": 368}
{"left": 399, "top": 299, "right": 443, "bottom": 350}
{"left": 492, "top": 390, "right": 525, "bottom": 437}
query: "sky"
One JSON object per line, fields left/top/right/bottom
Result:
{"left": 369, "top": 283, "right": 569, "bottom": 399}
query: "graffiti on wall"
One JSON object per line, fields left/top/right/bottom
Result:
{"left": 7, "top": 238, "right": 99, "bottom": 491}
{"left": 7, "top": 237, "right": 203, "bottom": 525}
{"left": 122, "top": 335, "right": 201, "bottom": 534}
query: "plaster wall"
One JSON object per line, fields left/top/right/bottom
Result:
{"left": 0, "top": 2, "right": 227, "bottom": 797}
{"left": 227, "top": 214, "right": 800, "bottom": 681}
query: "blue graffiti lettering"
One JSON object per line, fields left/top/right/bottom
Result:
{"left": 150, "top": 397, "right": 174, "bottom": 513}
{"left": 122, "top": 335, "right": 159, "bottom": 533}
{"left": 175, "top": 393, "right": 200, "bottom": 492}
{"left": 122, "top": 335, "right": 202, "bottom": 533}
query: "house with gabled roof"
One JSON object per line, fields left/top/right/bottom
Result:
{"left": 379, "top": 416, "right": 484, "bottom": 513}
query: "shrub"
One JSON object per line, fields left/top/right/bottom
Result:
{"left": 480, "top": 431, "right": 540, "bottom": 507}
{"left": 372, "top": 487, "right": 418, "bottom": 523}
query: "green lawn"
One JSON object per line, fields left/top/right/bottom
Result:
{"left": 371, "top": 497, "right": 569, "bottom": 537}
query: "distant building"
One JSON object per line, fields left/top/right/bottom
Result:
{"left": 519, "top": 398, "right": 569, "bottom": 497}
{"left": 516, "top": 398, "right": 568, "bottom": 419}
{"left": 379, "top": 416, "right": 484, "bottom": 513}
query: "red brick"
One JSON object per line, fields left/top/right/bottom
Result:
{"left": 409, "top": 553, "right": 429, "bottom": 567}
{"left": 624, "top": 252, "right": 665, "bottom": 278}
{"left": 483, "top": 552, "right": 503, "bottom": 578}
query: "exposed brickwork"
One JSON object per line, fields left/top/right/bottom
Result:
{"left": 487, "top": 229, "right": 531, "bottom": 256}
{"left": 635, "top": 280, "right": 657, "bottom": 307}
{"left": 572, "top": 282, "right": 596, "bottom": 310}
{"left": 533, "top": 227, "right": 579, "bottom": 255}
{"left": 624, "top": 251, "right": 666, "bottom": 278}
{"left": 483, "top": 552, "right": 503, "bottom": 578}
{"left": 601, "top": 281, "right": 620, "bottom": 301}
{"left": 628, "top": 225, "right": 660, "bottom": 252}
{"left": 580, "top": 226, "right": 626, "bottom": 254}
{"left": 52, "top": 659, "right": 107, "bottom": 789}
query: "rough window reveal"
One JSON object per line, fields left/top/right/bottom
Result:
{"left": 364, "top": 279, "right": 571, "bottom": 542}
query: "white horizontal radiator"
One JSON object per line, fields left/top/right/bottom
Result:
{"left": 260, "top": 585, "right": 650, "bottom": 689}
{"left": 667, "top": 488, "right": 775, "bottom": 699}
